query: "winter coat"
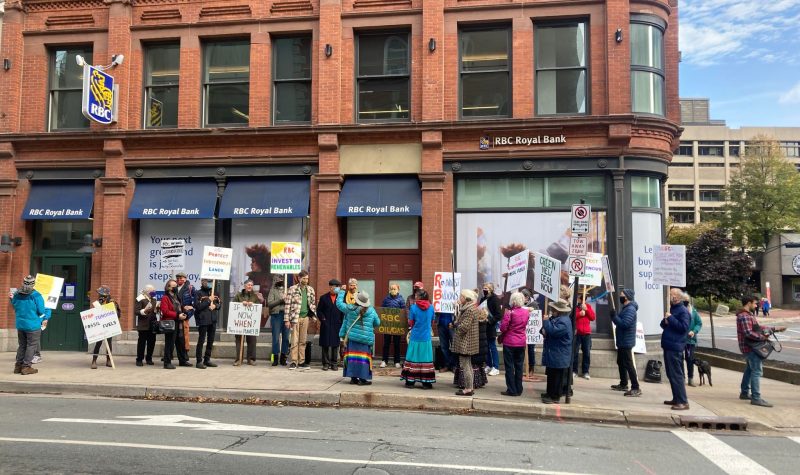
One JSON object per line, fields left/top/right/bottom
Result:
{"left": 611, "top": 301, "right": 638, "bottom": 349}
{"left": 267, "top": 287, "right": 286, "bottom": 315}
{"left": 408, "top": 301, "right": 433, "bottom": 342}
{"left": 160, "top": 293, "right": 180, "bottom": 321}
{"left": 575, "top": 303, "right": 596, "bottom": 336}
{"left": 685, "top": 307, "right": 702, "bottom": 346}
{"left": 336, "top": 289, "right": 380, "bottom": 346}
{"left": 381, "top": 293, "right": 406, "bottom": 309}
{"left": 317, "top": 291, "right": 343, "bottom": 347}
{"left": 542, "top": 314, "right": 573, "bottom": 369}
{"left": 12, "top": 290, "right": 51, "bottom": 332}
{"left": 481, "top": 293, "right": 502, "bottom": 338}
{"left": 499, "top": 307, "right": 530, "bottom": 348}
{"left": 451, "top": 303, "right": 481, "bottom": 356}
{"left": 286, "top": 284, "right": 317, "bottom": 324}
{"left": 134, "top": 294, "right": 157, "bottom": 331}
{"left": 661, "top": 302, "right": 691, "bottom": 352}
{"left": 194, "top": 288, "right": 219, "bottom": 327}
{"left": 176, "top": 282, "right": 197, "bottom": 319}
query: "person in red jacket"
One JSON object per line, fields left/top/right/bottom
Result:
{"left": 572, "top": 295, "right": 596, "bottom": 379}
{"left": 160, "top": 279, "right": 186, "bottom": 370}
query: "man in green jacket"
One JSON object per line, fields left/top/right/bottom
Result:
{"left": 683, "top": 293, "right": 703, "bottom": 387}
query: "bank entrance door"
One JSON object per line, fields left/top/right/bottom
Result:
{"left": 38, "top": 257, "right": 90, "bottom": 351}
{"left": 344, "top": 254, "right": 420, "bottom": 304}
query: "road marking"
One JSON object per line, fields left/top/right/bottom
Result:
{"left": 789, "top": 437, "right": 800, "bottom": 446}
{"left": 671, "top": 431, "right": 773, "bottom": 475}
{"left": 43, "top": 414, "right": 316, "bottom": 433}
{"left": 0, "top": 437, "right": 590, "bottom": 475}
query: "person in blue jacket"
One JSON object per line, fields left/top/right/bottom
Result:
{"left": 662, "top": 287, "right": 691, "bottom": 410}
{"left": 11, "top": 275, "right": 51, "bottom": 375}
{"left": 610, "top": 288, "right": 641, "bottom": 397}
{"left": 540, "top": 298, "right": 573, "bottom": 404}
{"left": 337, "top": 288, "right": 381, "bottom": 386}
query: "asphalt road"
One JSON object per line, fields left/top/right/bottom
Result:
{"left": 0, "top": 394, "right": 798, "bottom": 474}
{"left": 697, "top": 315, "right": 800, "bottom": 365}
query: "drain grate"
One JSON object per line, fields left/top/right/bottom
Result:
{"left": 680, "top": 416, "right": 748, "bottom": 431}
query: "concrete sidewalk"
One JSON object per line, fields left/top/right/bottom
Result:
{"left": 2, "top": 352, "right": 798, "bottom": 434}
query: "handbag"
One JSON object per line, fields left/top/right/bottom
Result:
{"left": 748, "top": 331, "right": 781, "bottom": 360}
{"left": 644, "top": 359, "right": 662, "bottom": 383}
{"left": 158, "top": 319, "right": 176, "bottom": 333}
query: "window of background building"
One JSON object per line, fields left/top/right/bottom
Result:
{"left": 699, "top": 162, "right": 725, "bottom": 167}
{"left": 669, "top": 162, "right": 694, "bottom": 167}
{"left": 669, "top": 208, "right": 695, "bottom": 223}
{"left": 699, "top": 207, "right": 724, "bottom": 222}
{"left": 460, "top": 25, "right": 511, "bottom": 118}
{"left": 144, "top": 43, "right": 179, "bottom": 128}
{"left": 535, "top": 21, "right": 587, "bottom": 115}
{"left": 630, "top": 17, "right": 665, "bottom": 115}
{"left": 456, "top": 176, "right": 605, "bottom": 209}
{"left": 728, "top": 143, "right": 741, "bottom": 157}
{"left": 273, "top": 36, "right": 312, "bottom": 123}
{"left": 678, "top": 142, "right": 694, "bottom": 156}
{"left": 698, "top": 141, "right": 724, "bottom": 156}
{"left": 668, "top": 186, "right": 694, "bottom": 202}
{"left": 781, "top": 141, "right": 800, "bottom": 158}
{"left": 49, "top": 47, "right": 92, "bottom": 131}
{"left": 356, "top": 32, "right": 410, "bottom": 122}
{"left": 699, "top": 186, "right": 723, "bottom": 201}
{"left": 631, "top": 176, "right": 661, "bottom": 208}
{"left": 203, "top": 39, "right": 250, "bottom": 126}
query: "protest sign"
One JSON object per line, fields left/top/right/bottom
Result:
{"left": 533, "top": 252, "right": 561, "bottom": 301}
{"left": 226, "top": 302, "right": 262, "bottom": 336}
{"left": 652, "top": 244, "right": 686, "bottom": 287}
{"left": 34, "top": 273, "right": 64, "bottom": 310}
{"left": 376, "top": 307, "right": 409, "bottom": 335}
{"left": 201, "top": 246, "right": 233, "bottom": 280}
{"left": 633, "top": 322, "right": 647, "bottom": 354}
{"left": 601, "top": 255, "right": 615, "bottom": 293}
{"left": 433, "top": 272, "right": 461, "bottom": 313}
{"left": 569, "top": 253, "right": 602, "bottom": 287}
{"left": 525, "top": 309, "right": 543, "bottom": 345}
{"left": 270, "top": 241, "right": 302, "bottom": 274}
{"left": 80, "top": 303, "right": 122, "bottom": 345}
{"left": 506, "top": 250, "right": 529, "bottom": 291}
{"left": 160, "top": 239, "right": 185, "bottom": 271}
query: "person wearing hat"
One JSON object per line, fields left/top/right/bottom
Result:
{"left": 406, "top": 281, "right": 424, "bottom": 309}
{"left": 194, "top": 279, "right": 220, "bottom": 369}
{"left": 11, "top": 275, "right": 51, "bottom": 375}
{"left": 610, "top": 288, "right": 641, "bottom": 397}
{"left": 336, "top": 287, "right": 381, "bottom": 385}
{"left": 540, "top": 298, "right": 573, "bottom": 404}
{"left": 90, "top": 286, "right": 121, "bottom": 369}
{"left": 134, "top": 285, "right": 158, "bottom": 366}
{"left": 317, "top": 278, "right": 344, "bottom": 370}
{"left": 174, "top": 272, "right": 197, "bottom": 367}
{"left": 234, "top": 279, "right": 262, "bottom": 366}
{"left": 285, "top": 270, "right": 317, "bottom": 369}
{"left": 267, "top": 276, "right": 289, "bottom": 366}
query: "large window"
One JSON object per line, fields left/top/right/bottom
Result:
{"left": 460, "top": 26, "right": 510, "bottom": 118}
{"left": 347, "top": 217, "right": 419, "bottom": 249}
{"left": 630, "top": 17, "right": 665, "bottom": 115}
{"left": 728, "top": 143, "right": 741, "bottom": 157}
{"left": 668, "top": 186, "right": 694, "bottom": 202}
{"left": 203, "top": 40, "right": 250, "bottom": 126}
{"left": 631, "top": 176, "right": 661, "bottom": 208}
{"left": 677, "top": 142, "right": 694, "bottom": 156}
{"left": 698, "top": 141, "right": 724, "bottom": 156}
{"left": 144, "top": 43, "right": 179, "bottom": 128}
{"left": 49, "top": 47, "right": 92, "bottom": 131}
{"left": 273, "top": 36, "right": 312, "bottom": 123}
{"left": 456, "top": 176, "right": 606, "bottom": 209}
{"left": 699, "top": 186, "right": 723, "bottom": 202}
{"left": 669, "top": 208, "right": 695, "bottom": 224}
{"left": 356, "top": 32, "right": 409, "bottom": 122}
{"left": 535, "top": 21, "right": 587, "bottom": 115}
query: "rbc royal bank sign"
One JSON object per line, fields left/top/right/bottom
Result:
{"left": 81, "top": 64, "right": 118, "bottom": 125}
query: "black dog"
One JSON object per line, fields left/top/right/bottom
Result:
{"left": 693, "top": 358, "right": 712, "bottom": 386}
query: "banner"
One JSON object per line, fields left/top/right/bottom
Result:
{"left": 80, "top": 303, "right": 122, "bottom": 344}
{"left": 226, "top": 302, "right": 262, "bottom": 336}
{"left": 376, "top": 307, "right": 408, "bottom": 335}
{"left": 433, "top": 272, "right": 461, "bottom": 313}
{"left": 506, "top": 250, "right": 529, "bottom": 291}
{"left": 652, "top": 244, "right": 686, "bottom": 287}
{"left": 525, "top": 309, "right": 543, "bottom": 345}
{"left": 533, "top": 252, "right": 561, "bottom": 302}
{"left": 34, "top": 273, "right": 64, "bottom": 310}
{"left": 270, "top": 241, "right": 302, "bottom": 274}
{"left": 160, "top": 239, "right": 186, "bottom": 272}
{"left": 201, "top": 246, "right": 233, "bottom": 280}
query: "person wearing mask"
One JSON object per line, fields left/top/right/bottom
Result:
{"left": 159, "top": 279, "right": 182, "bottom": 370}
{"left": 684, "top": 293, "right": 702, "bottom": 386}
{"left": 285, "top": 270, "right": 317, "bottom": 369}
{"left": 451, "top": 289, "right": 481, "bottom": 396}
{"left": 380, "top": 283, "right": 405, "bottom": 369}
{"left": 89, "top": 286, "right": 121, "bottom": 370}
{"left": 541, "top": 298, "right": 573, "bottom": 404}
{"left": 267, "top": 277, "right": 289, "bottom": 366}
{"left": 406, "top": 281, "right": 424, "bottom": 309}
{"left": 499, "top": 292, "right": 530, "bottom": 397}
{"left": 194, "top": 279, "right": 220, "bottom": 369}
{"left": 11, "top": 275, "right": 51, "bottom": 375}
{"left": 454, "top": 304, "right": 488, "bottom": 391}
{"left": 337, "top": 288, "right": 381, "bottom": 385}
{"left": 480, "top": 283, "right": 502, "bottom": 377}
{"left": 737, "top": 295, "right": 787, "bottom": 407}
{"left": 662, "top": 287, "right": 691, "bottom": 410}
{"left": 401, "top": 290, "right": 435, "bottom": 389}
{"left": 573, "top": 295, "right": 596, "bottom": 380}
{"left": 174, "top": 272, "right": 196, "bottom": 367}
{"left": 234, "top": 279, "right": 261, "bottom": 366}
{"left": 317, "top": 279, "right": 343, "bottom": 371}
{"left": 134, "top": 285, "right": 158, "bottom": 367}
{"left": 610, "top": 289, "right": 641, "bottom": 397}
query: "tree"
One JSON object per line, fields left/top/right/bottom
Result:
{"left": 685, "top": 229, "right": 753, "bottom": 348}
{"left": 666, "top": 218, "right": 718, "bottom": 246}
{"left": 722, "top": 136, "right": 800, "bottom": 251}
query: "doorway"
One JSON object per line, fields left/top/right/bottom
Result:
{"left": 37, "top": 256, "right": 90, "bottom": 351}
{"left": 344, "top": 253, "right": 420, "bottom": 302}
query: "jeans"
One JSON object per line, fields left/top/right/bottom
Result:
{"left": 136, "top": 330, "right": 156, "bottom": 363}
{"left": 617, "top": 349, "right": 639, "bottom": 390}
{"left": 741, "top": 351, "right": 763, "bottom": 400}
{"left": 16, "top": 330, "right": 41, "bottom": 367}
{"left": 684, "top": 345, "right": 696, "bottom": 380}
{"left": 382, "top": 334, "right": 401, "bottom": 364}
{"left": 196, "top": 324, "right": 215, "bottom": 362}
{"left": 437, "top": 320, "right": 456, "bottom": 369}
{"left": 270, "top": 313, "right": 290, "bottom": 356}
{"left": 664, "top": 349, "right": 687, "bottom": 404}
{"left": 503, "top": 346, "right": 525, "bottom": 395}
{"left": 486, "top": 334, "right": 499, "bottom": 369}
{"left": 572, "top": 334, "right": 592, "bottom": 374}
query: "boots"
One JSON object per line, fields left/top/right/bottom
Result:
{"left": 204, "top": 359, "right": 218, "bottom": 367}
{"left": 14, "top": 364, "right": 22, "bottom": 374}
{"left": 106, "top": 356, "right": 112, "bottom": 367}
{"left": 272, "top": 354, "right": 279, "bottom": 367}
{"left": 21, "top": 366, "right": 38, "bottom": 375}
{"left": 280, "top": 353, "right": 287, "bottom": 366}
{"left": 91, "top": 356, "right": 98, "bottom": 369}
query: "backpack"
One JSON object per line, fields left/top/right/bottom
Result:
{"left": 645, "top": 359, "right": 662, "bottom": 383}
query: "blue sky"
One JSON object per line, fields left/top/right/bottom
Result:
{"left": 679, "top": 0, "right": 800, "bottom": 127}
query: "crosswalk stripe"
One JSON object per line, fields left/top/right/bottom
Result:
{"left": 671, "top": 430, "right": 774, "bottom": 475}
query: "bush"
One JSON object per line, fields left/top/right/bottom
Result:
{"left": 693, "top": 296, "right": 741, "bottom": 314}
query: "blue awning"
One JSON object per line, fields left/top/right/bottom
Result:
{"left": 219, "top": 178, "right": 309, "bottom": 218}
{"left": 336, "top": 176, "right": 422, "bottom": 217}
{"left": 22, "top": 181, "right": 94, "bottom": 220}
{"left": 128, "top": 180, "right": 218, "bottom": 219}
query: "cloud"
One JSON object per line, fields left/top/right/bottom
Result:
{"left": 779, "top": 82, "right": 800, "bottom": 104}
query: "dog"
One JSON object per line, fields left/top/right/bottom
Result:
{"left": 693, "top": 358, "right": 713, "bottom": 386}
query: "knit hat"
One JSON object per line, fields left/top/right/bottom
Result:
{"left": 622, "top": 288, "right": 636, "bottom": 301}
{"left": 19, "top": 275, "right": 36, "bottom": 295}
{"left": 97, "top": 286, "right": 111, "bottom": 297}
{"left": 355, "top": 291, "right": 371, "bottom": 307}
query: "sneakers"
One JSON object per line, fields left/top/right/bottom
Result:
{"left": 204, "top": 360, "right": 218, "bottom": 368}
{"left": 395, "top": 363, "right": 402, "bottom": 369}
{"left": 484, "top": 366, "right": 491, "bottom": 374}
{"left": 582, "top": 374, "right": 591, "bottom": 380}
{"left": 739, "top": 392, "right": 751, "bottom": 400}
{"left": 233, "top": 360, "right": 242, "bottom": 367}
{"left": 299, "top": 363, "right": 310, "bottom": 370}
{"left": 610, "top": 384, "right": 629, "bottom": 391}
{"left": 289, "top": 363, "right": 297, "bottom": 370}
{"left": 20, "top": 366, "right": 38, "bottom": 375}
{"left": 31, "top": 355, "right": 42, "bottom": 364}
{"left": 379, "top": 361, "right": 387, "bottom": 368}
{"left": 751, "top": 398, "right": 773, "bottom": 407}
{"left": 196, "top": 362, "right": 206, "bottom": 369}
{"left": 573, "top": 372, "right": 578, "bottom": 379}
{"left": 624, "top": 389, "right": 642, "bottom": 397}
{"left": 488, "top": 368, "right": 500, "bottom": 376}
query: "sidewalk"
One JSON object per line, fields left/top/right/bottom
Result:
{"left": 2, "top": 352, "right": 798, "bottom": 434}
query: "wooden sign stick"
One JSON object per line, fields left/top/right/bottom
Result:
{"left": 210, "top": 279, "right": 216, "bottom": 300}
{"left": 104, "top": 339, "right": 116, "bottom": 369}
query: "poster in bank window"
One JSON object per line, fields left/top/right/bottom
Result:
{"left": 137, "top": 220, "right": 213, "bottom": 296}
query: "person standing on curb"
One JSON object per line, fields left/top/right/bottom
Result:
{"left": 268, "top": 277, "right": 289, "bottom": 367}
{"left": 159, "top": 279, "right": 182, "bottom": 370}
{"left": 662, "top": 287, "right": 691, "bottom": 411}
{"left": 337, "top": 288, "right": 380, "bottom": 385}
{"left": 134, "top": 285, "right": 158, "bottom": 367}
{"left": 737, "top": 295, "right": 786, "bottom": 407}
{"left": 11, "top": 275, "right": 51, "bottom": 375}
{"left": 285, "top": 270, "right": 317, "bottom": 370}
{"left": 480, "top": 283, "right": 502, "bottom": 377}
{"left": 90, "top": 286, "right": 121, "bottom": 370}
{"left": 521, "top": 288, "right": 539, "bottom": 375}
{"left": 194, "top": 279, "right": 220, "bottom": 369}
{"left": 572, "top": 295, "right": 595, "bottom": 380}
{"left": 683, "top": 293, "right": 702, "bottom": 386}
{"left": 174, "top": 273, "right": 196, "bottom": 367}
{"left": 499, "top": 292, "right": 530, "bottom": 397}
{"left": 401, "top": 289, "right": 436, "bottom": 389}
{"left": 317, "top": 278, "right": 343, "bottom": 371}
{"left": 234, "top": 280, "right": 261, "bottom": 366}
{"left": 541, "top": 298, "right": 573, "bottom": 404}
{"left": 380, "top": 283, "right": 405, "bottom": 369}
{"left": 451, "top": 289, "right": 481, "bottom": 396}
{"left": 610, "top": 289, "right": 641, "bottom": 397}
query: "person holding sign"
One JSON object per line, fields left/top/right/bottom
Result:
{"left": 134, "top": 285, "right": 158, "bottom": 367}
{"left": 268, "top": 277, "right": 290, "bottom": 367}
{"left": 480, "top": 283, "right": 502, "bottom": 377}
{"left": 541, "top": 298, "right": 573, "bottom": 404}
{"left": 194, "top": 279, "right": 220, "bottom": 369}
{"left": 401, "top": 290, "right": 435, "bottom": 389}
{"left": 662, "top": 287, "right": 691, "bottom": 411}
{"left": 683, "top": 293, "right": 703, "bottom": 387}
{"left": 90, "top": 286, "right": 121, "bottom": 370}
{"left": 160, "top": 280, "right": 183, "bottom": 370}
{"left": 610, "top": 289, "right": 641, "bottom": 397}
{"left": 234, "top": 280, "right": 262, "bottom": 366}
{"left": 11, "top": 275, "right": 51, "bottom": 375}
{"left": 336, "top": 288, "right": 380, "bottom": 385}
{"left": 174, "top": 273, "right": 196, "bottom": 366}
{"left": 380, "top": 284, "right": 406, "bottom": 369}
{"left": 498, "top": 292, "right": 530, "bottom": 397}
{"left": 285, "top": 270, "right": 317, "bottom": 370}
{"left": 573, "top": 295, "right": 596, "bottom": 380}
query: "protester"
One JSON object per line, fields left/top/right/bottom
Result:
{"left": 573, "top": 295, "right": 596, "bottom": 380}
{"left": 345, "top": 278, "right": 359, "bottom": 305}
{"left": 684, "top": 293, "right": 702, "bottom": 386}
{"left": 761, "top": 298, "right": 770, "bottom": 317}
{"left": 267, "top": 277, "right": 289, "bottom": 366}
{"left": 11, "top": 275, "right": 51, "bottom": 375}
{"left": 480, "top": 283, "right": 502, "bottom": 377}
{"left": 174, "top": 273, "right": 196, "bottom": 367}
{"left": 406, "top": 281, "right": 424, "bottom": 309}
{"left": 88, "top": 286, "right": 121, "bottom": 369}
{"left": 194, "top": 279, "right": 220, "bottom": 369}
{"left": 134, "top": 285, "right": 158, "bottom": 367}
{"left": 401, "top": 290, "right": 435, "bottom": 389}
{"left": 499, "top": 292, "right": 530, "bottom": 397}
{"left": 337, "top": 288, "right": 380, "bottom": 385}
{"left": 286, "top": 270, "right": 317, "bottom": 370}
{"left": 233, "top": 279, "right": 261, "bottom": 366}
{"left": 317, "top": 279, "right": 343, "bottom": 371}
{"left": 159, "top": 279, "right": 182, "bottom": 370}
{"left": 379, "top": 283, "right": 405, "bottom": 369}
{"left": 521, "top": 288, "right": 539, "bottom": 374}
{"left": 541, "top": 298, "right": 573, "bottom": 404}
{"left": 610, "top": 289, "right": 641, "bottom": 397}
{"left": 451, "top": 289, "right": 481, "bottom": 396}
{"left": 454, "top": 304, "right": 488, "bottom": 390}
{"left": 737, "top": 295, "right": 787, "bottom": 407}
{"left": 662, "top": 287, "right": 691, "bottom": 410}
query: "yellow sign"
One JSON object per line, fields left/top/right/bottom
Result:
{"left": 149, "top": 98, "right": 163, "bottom": 127}
{"left": 270, "top": 241, "right": 302, "bottom": 273}
{"left": 34, "top": 273, "right": 65, "bottom": 310}
{"left": 376, "top": 307, "right": 408, "bottom": 336}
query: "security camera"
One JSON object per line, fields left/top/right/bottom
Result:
{"left": 111, "top": 54, "right": 124, "bottom": 67}
{"left": 75, "top": 55, "right": 86, "bottom": 67}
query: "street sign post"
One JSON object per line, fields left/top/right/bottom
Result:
{"left": 569, "top": 236, "right": 588, "bottom": 257}
{"left": 567, "top": 256, "right": 586, "bottom": 277}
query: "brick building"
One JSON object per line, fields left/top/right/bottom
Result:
{"left": 0, "top": 0, "right": 680, "bottom": 352}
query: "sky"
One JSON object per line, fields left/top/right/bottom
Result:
{"left": 679, "top": 0, "right": 800, "bottom": 128}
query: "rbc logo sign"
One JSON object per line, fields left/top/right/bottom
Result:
{"left": 81, "top": 65, "right": 116, "bottom": 125}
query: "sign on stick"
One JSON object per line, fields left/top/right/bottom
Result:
{"left": 226, "top": 302, "right": 262, "bottom": 336}
{"left": 652, "top": 244, "right": 686, "bottom": 287}
{"left": 506, "top": 250, "right": 529, "bottom": 291}
{"left": 533, "top": 252, "right": 561, "bottom": 302}
{"left": 160, "top": 239, "right": 185, "bottom": 271}
{"left": 270, "top": 241, "right": 302, "bottom": 274}
{"left": 80, "top": 303, "right": 122, "bottom": 344}
{"left": 200, "top": 246, "right": 233, "bottom": 280}
{"left": 525, "top": 309, "right": 543, "bottom": 345}
{"left": 433, "top": 272, "right": 461, "bottom": 313}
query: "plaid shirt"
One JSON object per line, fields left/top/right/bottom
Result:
{"left": 736, "top": 309, "right": 768, "bottom": 354}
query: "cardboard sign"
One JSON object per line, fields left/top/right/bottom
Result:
{"left": 160, "top": 239, "right": 186, "bottom": 271}
{"left": 433, "top": 272, "right": 461, "bottom": 313}
{"left": 376, "top": 307, "right": 409, "bottom": 335}
{"left": 34, "top": 273, "right": 65, "bottom": 310}
{"left": 525, "top": 309, "right": 543, "bottom": 345}
{"left": 569, "top": 236, "right": 588, "bottom": 257}
{"left": 533, "top": 252, "right": 561, "bottom": 302}
{"left": 571, "top": 204, "right": 591, "bottom": 234}
{"left": 633, "top": 322, "right": 647, "bottom": 354}
{"left": 80, "top": 303, "right": 122, "bottom": 344}
{"left": 601, "top": 255, "right": 615, "bottom": 293}
{"left": 200, "top": 246, "right": 233, "bottom": 280}
{"left": 652, "top": 244, "right": 686, "bottom": 287}
{"left": 226, "top": 302, "right": 262, "bottom": 336}
{"left": 270, "top": 241, "right": 302, "bottom": 273}
{"left": 567, "top": 256, "right": 586, "bottom": 277}
{"left": 506, "top": 250, "right": 529, "bottom": 291}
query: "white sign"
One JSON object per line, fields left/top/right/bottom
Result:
{"left": 601, "top": 255, "right": 615, "bottom": 293}
{"left": 633, "top": 322, "right": 647, "bottom": 354}
{"left": 526, "top": 309, "right": 543, "bottom": 345}
{"left": 226, "top": 302, "right": 262, "bottom": 336}
{"left": 433, "top": 272, "right": 461, "bottom": 313}
{"left": 201, "top": 246, "right": 233, "bottom": 280}
{"left": 652, "top": 244, "right": 686, "bottom": 287}
{"left": 569, "top": 236, "right": 588, "bottom": 257}
{"left": 80, "top": 303, "right": 122, "bottom": 344}
{"left": 160, "top": 239, "right": 186, "bottom": 271}
{"left": 571, "top": 204, "right": 591, "bottom": 234}
{"left": 567, "top": 256, "right": 586, "bottom": 277}
{"left": 34, "top": 273, "right": 65, "bottom": 310}
{"left": 533, "top": 252, "right": 561, "bottom": 302}
{"left": 570, "top": 252, "right": 603, "bottom": 287}
{"left": 506, "top": 250, "right": 529, "bottom": 291}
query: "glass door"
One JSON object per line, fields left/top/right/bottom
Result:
{"left": 39, "top": 257, "right": 89, "bottom": 351}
